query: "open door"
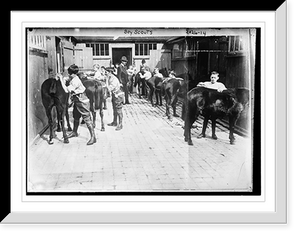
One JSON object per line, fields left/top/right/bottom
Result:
{"left": 112, "top": 48, "right": 132, "bottom": 67}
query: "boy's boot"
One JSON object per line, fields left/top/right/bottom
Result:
{"left": 115, "top": 111, "right": 123, "bottom": 131}
{"left": 68, "top": 120, "right": 79, "bottom": 138}
{"left": 86, "top": 123, "right": 96, "bottom": 145}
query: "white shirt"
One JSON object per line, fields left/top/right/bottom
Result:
{"left": 107, "top": 73, "right": 121, "bottom": 93}
{"left": 67, "top": 76, "right": 86, "bottom": 94}
{"left": 198, "top": 81, "right": 227, "bottom": 91}
{"left": 140, "top": 71, "right": 152, "bottom": 80}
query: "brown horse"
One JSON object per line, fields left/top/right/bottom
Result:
{"left": 182, "top": 87, "right": 249, "bottom": 145}
{"left": 162, "top": 78, "right": 185, "bottom": 120}
{"left": 41, "top": 78, "right": 70, "bottom": 144}
{"left": 77, "top": 72, "right": 107, "bottom": 131}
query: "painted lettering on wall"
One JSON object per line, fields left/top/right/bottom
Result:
{"left": 124, "top": 29, "right": 153, "bottom": 36}
{"left": 186, "top": 29, "right": 207, "bottom": 36}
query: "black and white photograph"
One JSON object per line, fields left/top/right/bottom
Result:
{"left": 26, "top": 27, "right": 259, "bottom": 194}
{"left": 5, "top": 1, "right": 291, "bottom": 228}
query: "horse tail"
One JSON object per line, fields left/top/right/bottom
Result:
{"left": 49, "top": 79, "right": 57, "bottom": 94}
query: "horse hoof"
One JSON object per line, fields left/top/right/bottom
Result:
{"left": 212, "top": 135, "right": 218, "bottom": 140}
{"left": 230, "top": 140, "right": 235, "bottom": 145}
{"left": 64, "top": 139, "right": 69, "bottom": 144}
{"left": 188, "top": 141, "right": 193, "bottom": 146}
{"left": 48, "top": 140, "right": 54, "bottom": 145}
{"left": 56, "top": 128, "right": 61, "bottom": 132}
{"left": 173, "top": 114, "right": 179, "bottom": 117}
{"left": 101, "top": 127, "right": 105, "bottom": 132}
{"left": 67, "top": 127, "right": 72, "bottom": 132}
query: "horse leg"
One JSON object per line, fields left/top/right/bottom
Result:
{"left": 149, "top": 88, "right": 154, "bottom": 106}
{"left": 45, "top": 106, "right": 54, "bottom": 145}
{"left": 155, "top": 90, "right": 159, "bottom": 106}
{"left": 228, "top": 115, "right": 237, "bottom": 145}
{"left": 211, "top": 118, "right": 218, "bottom": 140}
{"left": 139, "top": 84, "right": 142, "bottom": 99}
{"left": 198, "top": 116, "right": 208, "bottom": 139}
{"left": 159, "top": 91, "right": 162, "bottom": 106}
{"left": 89, "top": 102, "right": 96, "bottom": 128}
{"left": 65, "top": 105, "right": 72, "bottom": 131}
{"left": 99, "top": 103, "right": 105, "bottom": 132}
{"left": 58, "top": 105, "right": 69, "bottom": 144}
{"left": 92, "top": 111, "right": 96, "bottom": 128}
{"left": 166, "top": 97, "right": 171, "bottom": 119}
{"left": 172, "top": 95, "right": 179, "bottom": 117}
{"left": 56, "top": 107, "right": 61, "bottom": 132}
{"left": 183, "top": 104, "right": 196, "bottom": 145}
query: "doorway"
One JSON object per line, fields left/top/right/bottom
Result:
{"left": 112, "top": 48, "right": 132, "bottom": 67}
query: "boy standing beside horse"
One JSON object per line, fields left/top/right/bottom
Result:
{"left": 58, "top": 64, "right": 96, "bottom": 145}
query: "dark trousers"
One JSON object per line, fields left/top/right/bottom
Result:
{"left": 122, "top": 82, "right": 130, "bottom": 103}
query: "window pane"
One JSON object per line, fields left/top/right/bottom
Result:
{"left": 153, "top": 43, "right": 157, "bottom": 50}
{"left": 100, "top": 44, "right": 104, "bottom": 55}
{"left": 149, "top": 44, "right": 152, "bottom": 50}
{"left": 229, "top": 37, "right": 235, "bottom": 52}
{"left": 140, "top": 44, "right": 143, "bottom": 55}
{"left": 105, "top": 44, "right": 109, "bottom": 55}
{"left": 235, "top": 36, "right": 240, "bottom": 51}
{"left": 239, "top": 37, "right": 243, "bottom": 51}
{"left": 91, "top": 44, "right": 96, "bottom": 55}
{"left": 135, "top": 44, "right": 139, "bottom": 55}
{"left": 96, "top": 44, "right": 100, "bottom": 56}
{"left": 144, "top": 44, "right": 148, "bottom": 55}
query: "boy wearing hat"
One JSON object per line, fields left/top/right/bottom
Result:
{"left": 58, "top": 64, "right": 96, "bottom": 145}
{"left": 106, "top": 67, "right": 124, "bottom": 131}
{"left": 117, "top": 56, "right": 130, "bottom": 104}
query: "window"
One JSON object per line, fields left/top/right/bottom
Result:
{"left": 135, "top": 43, "right": 157, "bottom": 56}
{"left": 28, "top": 34, "right": 47, "bottom": 50}
{"left": 86, "top": 43, "right": 109, "bottom": 56}
{"left": 184, "top": 40, "right": 199, "bottom": 57}
{"left": 228, "top": 36, "right": 244, "bottom": 54}
{"left": 172, "top": 43, "right": 183, "bottom": 59}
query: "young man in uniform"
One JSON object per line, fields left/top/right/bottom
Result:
{"left": 58, "top": 64, "right": 96, "bottom": 145}
{"left": 106, "top": 68, "right": 125, "bottom": 131}
{"left": 117, "top": 56, "right": 130, "bottom": 104}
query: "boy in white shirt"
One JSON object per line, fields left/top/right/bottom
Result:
{"left": 197, "top": 71, "right": 227, "bottom": 92}
{"left": 58, "top": 64, "right": 96, "bottom": 145}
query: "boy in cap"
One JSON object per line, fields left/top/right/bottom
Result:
{"left": 58, "top": 64, "right": 96, "bottom": 145}
{"left": 106, "top": 67, "right": 124, "bottom": 131}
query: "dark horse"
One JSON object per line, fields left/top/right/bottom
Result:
{"left": 134, "top": 71, "right": 147, "bottom": 99}
{"left": 41, "top": 78, "right": 71, "bottom": 144}
{"left": 162, "top": 78, "right": 185, "bottom": 120}
{"left": 77, "top": 72, "right": 107, "bottom": 131}
{"left": 161, "top": 73, "right": 194, "bottom": 120}
{"left": 145, "top": 76, "right": 164, "bottom": 107}
{"left": 182, "top": 87, "right": 249, "bottom": 145}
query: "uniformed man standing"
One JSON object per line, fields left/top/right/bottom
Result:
{"left": 117, "top": 56, "right": 130, "bottom": 104}
{"left": 106, "top": 68, "right": 124, "bottom": 131}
